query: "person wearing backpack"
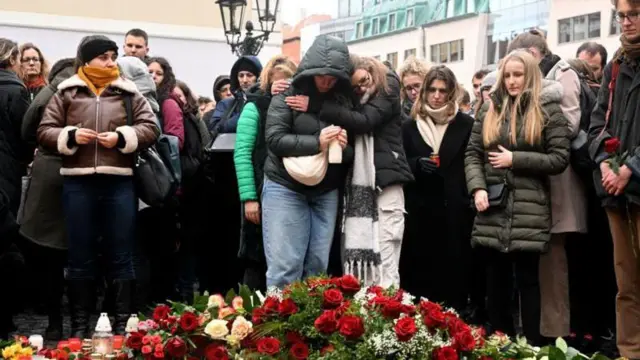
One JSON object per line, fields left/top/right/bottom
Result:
{"left": 37, "top": 35, "right": 158, "bottom": 336}
{"left": 589, "top": 0, "right": 640, "bottom": 356}
{"left": 507, "top": 31, "right": 588, "bottom": 341}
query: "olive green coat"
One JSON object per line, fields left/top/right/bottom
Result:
{"left": 464, "top": 80, "right": 570, "bottom": 253}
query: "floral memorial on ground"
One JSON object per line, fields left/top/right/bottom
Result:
{"left": 0, "top": 275, "right": 612, "bottom": 360}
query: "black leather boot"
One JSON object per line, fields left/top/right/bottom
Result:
{"left": 44, "top": 268, "right": 64, "bottom": 341}
{"left": 68, "top": 280, "right": 95, "bottom": 338}
{"left": 111, "top": 280, "right": 134, "bottom": 335}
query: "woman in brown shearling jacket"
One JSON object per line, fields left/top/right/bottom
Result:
{"left": 37, "top": 35, "right": 158, "bottom": 337}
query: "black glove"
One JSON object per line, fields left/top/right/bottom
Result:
{"left": 418, "top": 157, "right": 438, "bottom": 174}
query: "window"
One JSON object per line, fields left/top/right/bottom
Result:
{"left": 404, "top": 48, "right": 417, "bottom": 60}
{"left": 557, "top": 12, "right": 601, "bottom": 44}
{"left": 406, "top": 8, "right": 415, "bottom": 27}
{"left": 430, "top": 39, "right": 465, "bottom": 63}
{"left": 387, "top": 52, "right": 398, "bottom": 70}
{"left": 610, "top": 10, "right": 622, "bottom": 35}
{"left": 447, "top": 0, "right": 455, "bottom": 17}
{"left": 355, "top": 22, "right": 363, "bottom": 38}
{"left": 389, "top": 13, "right": 397, "bottom": 31}
{"left": 372, "top": 18, "right": 380, "bottom": 35}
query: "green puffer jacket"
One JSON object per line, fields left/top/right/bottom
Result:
{"left": 464, "top": 80, "right": 570, "bottom": 253}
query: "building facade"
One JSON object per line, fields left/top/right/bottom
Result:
{"left": 0, "top": 0, "right": 282, "bottom": 97}
{"left": 547, "top": 0, "right": 620, "bottom": 64}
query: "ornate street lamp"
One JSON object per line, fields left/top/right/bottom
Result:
{"left": 217, "top": 0, "right": 279, "bottom": 56}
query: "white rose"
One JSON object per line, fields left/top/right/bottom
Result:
{"left": 231, "top": 316, "right": 253, "bottom": 340}
{"left": 204, "top": 319, "right": 229, "bottom": 339}
{"left": 208, "top": 294, "right": 226, "bottom": 309}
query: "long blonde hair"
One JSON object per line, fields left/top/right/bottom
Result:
{"left": 482, "top": 50, "right": 544, "bottom": 146}
{"left": 259, "top": 54, "right": 297, "bottom": 93}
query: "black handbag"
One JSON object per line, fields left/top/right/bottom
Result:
{"left": 124, "top": 95, "right": 178, "bottom": 208}
{"left": 487, "top": 177, "right": 508, "bottom": 208}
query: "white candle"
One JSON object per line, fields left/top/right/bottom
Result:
{"left": 29, "top": 335, "right": 43, "bottom": 351}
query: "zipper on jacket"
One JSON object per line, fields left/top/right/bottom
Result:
{"left": 95, "top": 96, "right": 100, "bottom": 170}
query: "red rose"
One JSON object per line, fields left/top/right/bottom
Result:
{"left": 290, "top": 342, "right": 310, "bottom": 360}
{"left": 286, "top": 331, "right": 305, "bottom": 344}
{"left": 367, "top": 286, "right": 384, "bottom": 296}
{"left": 251, "top": 307, "right": 266, "bottom": 325}
{"left": 402, "top": 304, "right": 416, "bottom": 316}
{"left": 447, "top": 317, "right": 469, "bottom": 335}
{"left": 424, "top": 309, "right": 447, "bottom": 329}
{"left": 338, "top": 275, "right": 361, "bottom": 294}
{"left": 370, "top": 295, "right": 389, "bottom": 307}
{"left": 605, "top": 137, "right": 621, "bottom": 154}
{"left": 338, "top": 315, "right": 365, "bottom": 340}
{"left": 323, "top": 288, "right": 344, "bottom": 308}
{"left": 165, "top": 337, "right": 187, "bottom": 358}
{"left": 381, "top": 300, "right": 403, "bottom": 319}
{"left": 154, "top": 351, "right": 165, "bottom": 359}
{"left": 394, "top": 317, "right": 417, "bottom": 342}
{"left": 256, "top": 337, "right": 281, "bottom": 356}
{"left": 433, "top": 346, "right": 459, "bottom": 360}
{"left": 179, "top": 312, "right": 199, "bottom": 332}
{"left": 278, "top": 298, "right": 299, "bottom": 316}
{"left": 126, "top": 331, "right": 144, "bottom": 350}
{"left": 314, "top": 310, "right": 339, "bottom": 334}
{"left": 454, "top": 329, "right": 476, "bottom": 351}
{"left": 262, "top": 297, "right": 280, "bottom": 314}
{"left": 337, "top": 300, "right": 352, "bottom": 314}
{"left": 153, "top": 305, "right": 171, "bottom": 321}
{"left": 419, "top": 300, "right": 442, "bottom": 315}
{"left": 204, "top": 344, "right": 229, "bottom": 360}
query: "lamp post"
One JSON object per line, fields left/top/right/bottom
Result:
{"left": 217, "top": 0, "right": 279, "bottom": 56}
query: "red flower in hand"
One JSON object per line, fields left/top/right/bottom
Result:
{"left": 179, "top": 312, "right": 199, "bottom": 332}
{"left": 394, "top": 317, "right": 417, "bottom": 342}
{"left": 323, "top": 288, "right": 344, "bottom": 308}
{"left": 314, "top": 310, "right": 339, "bottom": 334}
{"left": 290, "top": 342, "right": 310, "bottom": 360}
{"left": 605, "top": 137, "right": 621, "bottom": 154}
{"left": 256, "top": 337, "right": 281, "bottom": 356}
{"left": 153, "top": 305, "right": 171, "bottom": 321}
{"left": 338, "top": 314, "right": 365, "bottom": 340}
{"left": 278, "top": 298, "right": 299, "bottom": 317}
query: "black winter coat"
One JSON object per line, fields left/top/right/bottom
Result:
{"left": 589, "top": 56, "right": 640, "bottom": 207}
{"left": 400, "top": 111, "right": 474, "bottom": 308}
{"left": 19, "top": 63, "right": 75, "bottom": 250}
{"left": 264, "top": 35, "right": 354, "bottom": 196}
{"left": 0, "top": 69, "right": 30, "bottom": 215}
{"left": 319, "top": 71, "right": 413, "bottom": 189}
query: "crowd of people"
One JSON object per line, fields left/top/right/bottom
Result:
{"left": 1, "top": 0, "right": 640, "bottom": 357}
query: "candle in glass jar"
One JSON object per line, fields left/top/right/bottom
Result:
{"left": 112, "top": 336, "right": 124, "bottom": 351}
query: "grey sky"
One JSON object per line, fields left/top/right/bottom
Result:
{"left": 280, "top": 0, "right": 337, "bottom": 25}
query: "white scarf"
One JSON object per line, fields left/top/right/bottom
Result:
{"left": 415, "top": 102, "right": 458, "bottom": 154}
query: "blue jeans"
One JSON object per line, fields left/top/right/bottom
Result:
{"left": 262, "top": 177, "right": 339, "bottom": 288}
{"left": 62, "top": 175, "right": 136, "bottom": 280}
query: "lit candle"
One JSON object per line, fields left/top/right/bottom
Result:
{"left": 29, "top": 335, "right": 43, "bottom": 351}
{"left": 94, "top": 341, "right": 110, "bottom": 355}
{"left": 112, "top": 336, "right": 123, "bottom": 351}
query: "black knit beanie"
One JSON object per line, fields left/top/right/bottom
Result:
{"left": 78, "top": 35, "right": 118, "bottom": 64}
{"left": 236, "top": 59, "right": 260, "bottom": 78}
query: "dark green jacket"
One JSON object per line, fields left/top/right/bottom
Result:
{"left": 464, "top": 80, "right": 570, "bottom": 253}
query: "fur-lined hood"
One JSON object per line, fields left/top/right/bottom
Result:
{"left": 57, "top": 74, "right": 140, "bottom": 94}
{"left": 539, "top": 79, "right": 564, "bottom": 106}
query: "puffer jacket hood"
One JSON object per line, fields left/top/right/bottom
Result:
{"left": 48, "top": 58, "right": 75, "bottom": 86}
{"left": 292, "top": 35, "right": 352, "bottom": 91}
{"left": 213, "top": 75, "right": 231, "bottom": 102}
{"left": 117, "top": 56, "right": 160, "bottom": 112}
{"left": 230, "top": 56, "right": 262, "bottom": 92}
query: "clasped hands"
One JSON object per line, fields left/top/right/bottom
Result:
{"left": 75, "top": 128, "right": 119, "bottom": 149}
{"left": 473, "top": 145, "right": 513, "bottom": 213}
{"left": 601, "top": 162, "right": 632, "bottom": 196}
